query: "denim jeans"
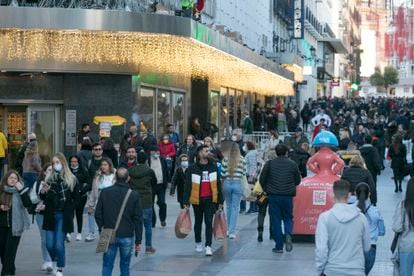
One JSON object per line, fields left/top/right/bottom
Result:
{"left": 102, "top": 237, "right": 133, "bottom": 276}
{"left": 224, "top": 179, "right": 242, "bottom": 235}
{"left": 23, "top": 172, "right": 38, "bottom": 190}
{"left": 240, "top": 200, "right": 246, "bottom": 212}
{"left": 88, "top": 213, "right": 96, "bottom": 233}
{"left": 268, "top": 195, "right": 293, "bottom": 250}
{"left": 45, "top": 212, "right": 65, "bottom": 268}
{"left": 35, "top": 213, "right": 52, "bottom": 262}
{"left": 142, "top": 208, "right": 153, "bottom": 247}
{"left": 399, "top": 251, "right": 414, "bottom": 276}
{"left": 364, "top": 245, "right": 376, "bottom": 275}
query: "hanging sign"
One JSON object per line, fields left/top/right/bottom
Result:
{"left": 293, "top": 0, "right": 304, "bottom": 39}
{"left": 99, "top": 122, "right": 112, "bottom": 138}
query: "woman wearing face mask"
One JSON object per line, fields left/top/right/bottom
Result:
{"left": 171, "top": 154, "right": 189, "bottom": 208}
{"left": 158, "top": 134, "right": 176, "bottom": 183}
{"left": 177, "top": 135, "right": 198, "bottom": 164}
{"left": 203, "top": 137, "right": 223, "bottom": 162}
{"left": 0, "top": 170, "right": 31, "bottom": 276}
{"left": 85, "top": 157, "right": 115, "bottom": 242}
{"left": 265, "top": 130, "right": 281, "bottom": 161}
{"left": 30, "top": 163, "right": 53, "bottom": 273}
{"left": 69, "top": 156, "right": 91, "bottom": 242}
{"left": 39, "top": 153, "right": 78, "bottom": 276}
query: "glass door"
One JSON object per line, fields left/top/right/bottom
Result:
{"left": 27, "top": 106, "right": 60, "bottom": 165}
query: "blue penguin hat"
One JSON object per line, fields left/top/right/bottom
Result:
{"left": 312, "top": 130, "right": 339, "bottom": 148}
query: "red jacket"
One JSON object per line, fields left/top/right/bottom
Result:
{"left": 158, "top": 141, "right": 176, "bottom": 158}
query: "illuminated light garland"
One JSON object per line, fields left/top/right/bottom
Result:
{"left": 281, "top": 64, "right": 304, "bottom": 83}
{"left": 0, "top": 28, "right": 294, "bottom": 96}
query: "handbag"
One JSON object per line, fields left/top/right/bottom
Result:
{"left": 213, "top": 210, "right": 228, "bottom": 241}
{"left": 96, "top": 189, "right": 132, "bottom": 253}
{"left": 256, "top": 193, "right": 268, "bottom": 207}
{"left": 241, "top": 175, "right": 251, "bottom": 199}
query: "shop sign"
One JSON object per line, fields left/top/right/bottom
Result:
{"left": 293, "top": 0, "right": 304, "bottom": 39}
{"left": 65, "top": 110, "right": 77, "bottom": 146}
{"left": 99, "top": 122, "right": 112, "bottom": 138}
{"left": 331, "top": 77, "right": 340, "bottom": 87}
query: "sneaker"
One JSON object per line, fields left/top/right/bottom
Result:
{"left": 257, "top": 232, "right": 263, "bottom": 242}
{"left": 85, "top": 233, "right": 96, "bottom": 242}
{"left": 285, "top": 235, "right": 293, "bottom": 252}
{"left": 56, "top": 270, "right": 63, "bottom": 276}
{"left": 76, "top": 234, "right": 82, "bottom": 241}
{"left": 272, "top": 248, "right": 283, "bottom": 253}
{"left": 228, "top": 234, "right": 236, "bottom": 239}
{"left": 195, "top": 243, "right": 203, "bottom": 253}
{"left": 41, "top": 261, "right": 52, "bottom": 271}
{"left": 45, "top": 262, "right": 53, "bottom": 274}
{"left": 161, "top": 221, "right": 166, "bottom": 227}
{"left": 145, "top": 247, "right": 156, "bottom": 254}
{"left": 239, "top": 209, "right": 246, "bottom": 214}
{"left": 205, "top": 246, "right": 212, "bottom": 256}
{"left": 65, "top": 233, "right": 71, "bottom": 242}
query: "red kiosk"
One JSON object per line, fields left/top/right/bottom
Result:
{"left": 293, "top": 131, "right": 345, "bottom": 235}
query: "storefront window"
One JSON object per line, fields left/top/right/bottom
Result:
{"left": 157, "top": 90, "right": 171, "bottom": 138}
{"left": 29, "top": 109, "right": 54, "bottom": 164}
{"left": 137, "top": 87, "right": 155, "bottom": 134}
{"left": 236, "top": 90, "right": 243, "bottom": 128}
{"left": 209, "top": 91, "right": 219, "bottom": 142}
{"left": 172, "top": 93, "right": 184, "bottom": 140}
{"left": 229, "top": 88, "right": 235, "bottom": 132}
{"left": 220, "top": 87, "right": 228, "bottom": 139}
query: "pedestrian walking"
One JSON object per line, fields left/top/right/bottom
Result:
{"left": 171, "top": 154, "right": 189, "bottom": 208}
{"left": 88, "top": 143, "right": 104, "bottom": 180}
{"left": 22, "top": 141, "right": 42, "bottom": 189}
{"left": 244, "top": 141, "right": 259, "bottom": 214}
{"left": 341, "top": 155, "right": 376, "bottom": 205}
{"left": 86, "top": 157, "right": 115, "bottom": 242}
{"left": 30, "top": 163, "right": 53, "bottom": 273}
{"left": 95, "top": 168, "right": 143, "bottom": 276}
{"left": 15, "top": 133, "right": 36, "bottom": 176}
{"left": 203, "top": 136, "right": 223, "bottom": 162}
{"left": 149, "top": 146, "right": 168, "bottom": 227}
{"left": 102, "top": 138, "right": 119, "bottom": 169}
{"left": 242, "top": 112, "right": 253, "bottom": 135}
{"left": 69, "top": 155, "right": 91, "bottom": 242}
{"left": 177, "top": 135, "right": 198, "bottom": 164}
{"left": 389, "top": 134, "right": 407, "bottom": 193}
{"left": 77, "top": 123, "right": 94, "bottom": 151}
{"left": 0, "top": 170, "right": 31, "bottom": 276}
{"left": 119, "top": 146, "right": 137, "bottom": 169}
{"left": 300, "top": 103, "right": 312, "bottom": 132}
{"left": 128, "top": 151, "right": 157, "bottom": 254}
{"left": 0, "top": 130, "right": 8, "bottom": 179}
{"left": 221, "top": 143, "right": 246, "bottom": 238}
{"left": 184, "top": 145, "right": 223, "bottom": 256}
{"left": 315, "top": 179, "right": 371, "bottom": 276}
{"left": 77, "top": 139, "right": 92, "bottom": 170}
{"left": 259, "top": 144, "right": 301, "bottom": 253}
{"left": 393, "top": 178, "right": 414, "bottom": 276}
{"left": 353, "top": 183, "right": 385, "bottom": 275}
{"left": 158, "top": 134, "right": 176, "bottom": 182}
{"left": 40, "top": 153, "right": 79, "bottom": 276}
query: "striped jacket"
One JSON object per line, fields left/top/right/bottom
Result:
{"left": 221, "top": 156, "right": 247, "bottom": 179}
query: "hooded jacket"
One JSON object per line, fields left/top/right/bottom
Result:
{"left": 128, "top": 164, "right": 156, "bottom": 209}
{"left": 393, "top": 200, "right": 414, "bottom": 253}
{"left": 315, "top": 203, "right": 371, "bottom": 276}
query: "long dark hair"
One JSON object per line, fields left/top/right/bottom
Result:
{"left": 405, "top": 178, "right": 414, "bottom": 228}
{"left": 392, "top": 135, "right": 403, "bottom": 155}
{"left": 355, "top": 182, "right": 370, "bottom": 213}
{"left": 0, "top": 170, "right": 24, "bottom": 207}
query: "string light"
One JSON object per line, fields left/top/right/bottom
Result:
{"left": 0, "top": 28, "right": 294, "bottom": 96}
{"left": 281, "top": 64, "right": 303, "bottom": 83}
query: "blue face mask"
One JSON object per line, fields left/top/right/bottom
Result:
{"left": 53, "top": 163, "right": 63, "bottom": 172}
{"left": 181, "top": 161, "right": 189, "bottom": 168}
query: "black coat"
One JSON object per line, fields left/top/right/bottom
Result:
{"left": 289, "top": 149, "right": 311, "bottom": 177}
{"left": 177, "top": 144, "right": 197, "bottom": 164}
{"left": 103, "top": 148, "right": 119, "bottom": 168}
{"left": 359, "top": 144, "right": 381, "bottom": 177}
{"left": 171, "top": 168, "right": 186, "bottom": 205}
{"left": 341, "top": 166, "right": 375, "bottom": 195}
{"left": 71, "top": 167, "right": 91, "bottom": 196}
{"left": 389, "top": 144, "right": 407, "bottom": 170}
{"left": 40, "top": 174, "right": 80, "bottom": 233}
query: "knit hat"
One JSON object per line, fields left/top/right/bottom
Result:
{"left": 137, "top": 151, "right": 148, "bottom": 164}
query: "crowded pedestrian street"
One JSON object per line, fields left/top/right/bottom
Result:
{"left": 10, "top": 162, "right": 399, "bottom": 276}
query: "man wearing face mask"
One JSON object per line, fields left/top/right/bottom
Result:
{"left": 171, "top": 154, "right": 189, "bottom": 208}
{"left": 128, "top": 151, "right": 157, "bottom": 254}
{"left": 148, "top": 146, "right": 168, "bottom": 227}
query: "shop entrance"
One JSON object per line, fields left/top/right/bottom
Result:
{"left": 0, "top": 105, "right": 61, "bottom": 171}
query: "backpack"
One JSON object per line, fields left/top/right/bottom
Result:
{"left": 364, "top": 204, "right": 386, "bottom": 237}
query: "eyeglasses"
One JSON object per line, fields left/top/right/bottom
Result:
{"left": 94, "top": 148, "right": 103, "bottom": 151}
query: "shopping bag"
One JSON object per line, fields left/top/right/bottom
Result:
{"left": 241, "top": 175, "right": 251, "bottom": 199}
{"left": 175, "top": 208, "right": 192, "bottom": 239}
{"left": 252, "top": 180, "right": 263, "bottom": 195}
{"left": 213, "top": 210, "right": 228, "bottom": 241}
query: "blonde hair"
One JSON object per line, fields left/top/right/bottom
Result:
{"left": 349, "top": 155, "right": 366, "bottom": 169}
{"left": 46, "top": 152, "right": 77, "bottom": 191}
{"left": 227, "top": 143, "right": 241, "bottom": 177}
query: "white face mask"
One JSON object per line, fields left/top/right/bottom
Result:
{"left": 181, "top": 161, "right": 189, "bottom": 168}
{"left": 71, "top": 165, "right": 79, "bottom": 170}
{"left": 54, "top": 163, "right": 63, "bottom": 172}
{"left": 242, "top": 146, "right": 247, "bottom": 152}
{"left": 231, "top": 135, "right": 238, "bottom": 142}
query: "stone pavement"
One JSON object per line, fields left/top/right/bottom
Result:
{"left": 14, "top": 163, "right": 401, "bottom": 276}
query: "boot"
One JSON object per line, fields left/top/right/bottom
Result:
{"left": 395, "top": 182, "right": 398, "bottom": 193}
{"left": 399, "top": 182, "right": 403, "bottom": 192}
{"left": 257, "top": 231, "right": 263, "bottom": 242}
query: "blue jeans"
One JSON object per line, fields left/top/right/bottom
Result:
{"left": 35, "top": 214, "right": 51, "bottom": 262}
{"left": 45, "top": 212, "right": 65, "bottom": 268}
{"left": 102, "top": 237, "right": 133, "bottom": 276}
{"left": 400, "top": 251, "right": 414, "bottom": 276}
{"left": 142, "top": 208, "right": 153, "bottom": 247}
{"left": 240, "top": 200, "right": 246, "bottom": 212}
{"left": 224, "top": 179, "right": 242, "bottom": 235}
{"left": 268, "top": 195, "right": 293, "bottom": 250}
{"left": 23, "top": 172, "right": 38, "bottom": 189}
{"left": 88, "top": 213, "right": 96, "bottom": 233}
{"left": 364, "top": 245, "right": 376, "bottom": 275}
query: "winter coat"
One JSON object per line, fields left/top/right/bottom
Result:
{"left": 341, "top": 166, "right": 375, "bottom": 195}
{"left": 71, "top": 167, "right": 91, "bottom": 197}
{"left": 128, "top": 164, "right": 156, "bottom": 209}
{"left": 359, "top": 144, "right": 381, "bottom": 177}
{"left": 158, "top": 141, "right": 176, "bottom": 158}
{"left": 393, "top": 200, "right": 414, "bottom": 253}
{"left": 389, "top": 144, "right": 407, "bottom": 170}
{"left": 171, "top": 167, "right": 186, "bottom": 205}
{"left": 315, "top": 203, "right": 371, "bottom": 276}
{"left": 289, "top": 149, "right": 310, "bottom": 177}
{"left": 245, "top": 149, "right": 258, "bottom": 177}
{"left": 103, "top": 148, "right": 119, "bottom": 168}
{"left": 177, "top": 144, "right": 197, "bottom": 164}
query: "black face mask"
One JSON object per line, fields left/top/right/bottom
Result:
{"left": 29, "top": 139, "right": 36, "bottom": 142}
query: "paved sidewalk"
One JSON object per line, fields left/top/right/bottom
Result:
{"left": 14, "top": 163, "right": 401, "bottom": 275}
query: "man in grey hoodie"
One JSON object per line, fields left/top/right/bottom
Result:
{"left": 315, "top": 180, "right": 371, "bottom": 276}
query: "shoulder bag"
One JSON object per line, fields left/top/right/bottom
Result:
{"left": 96, "top": 189, "right": 132, "bottom": 253}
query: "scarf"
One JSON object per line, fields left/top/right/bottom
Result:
{"left": 3, "top": 186, "right": 30, "bottom": 236}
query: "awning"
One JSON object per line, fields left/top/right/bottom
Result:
{"left": 319, "top": 38, "right": 348, "bottom": 54}
{"left": 93, "top": 116, "right": 126, "bottom": 126}
{"left": 0, "top": 7, "right": 294, "bottom": 96}
{"left": 281, "top": 64, "right": 303, "bottom": 83}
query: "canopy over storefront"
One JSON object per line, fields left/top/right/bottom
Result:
{"left": 0, "top": 7, "right": 294, "bottom": 96}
